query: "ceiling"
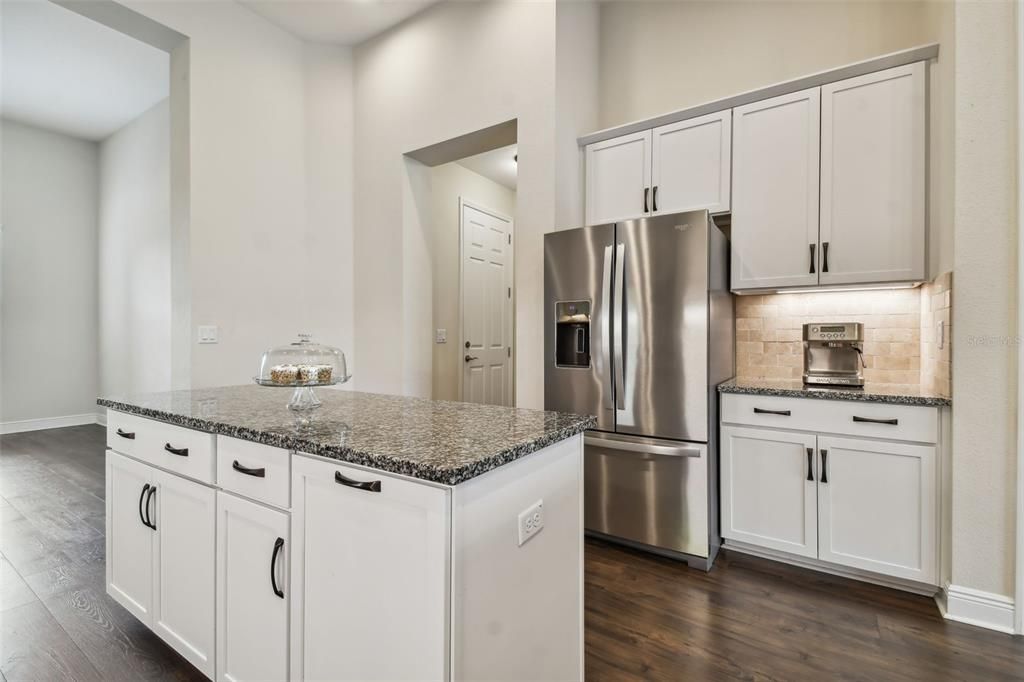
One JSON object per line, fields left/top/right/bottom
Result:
{"left": 1, "top": 0, "right": 169, "bottom": 141}
{"left": 457, "top": 144, "right": 518, "bottom": 191}
{"left": 239, "top": 0, "right": 441, "bottom": 46}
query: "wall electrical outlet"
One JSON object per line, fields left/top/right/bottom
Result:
{"left": 435, "top": 328, "right": 447, "bottom": 344}
{"left": 198, "top": 326, "right": 219, "bottom": 344}
{"left": 517, "top": 500, "right": 544, "bottom": 546}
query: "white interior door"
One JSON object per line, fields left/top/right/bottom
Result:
{"left": 461, "top": 200, "right": 513, "bottom": 406}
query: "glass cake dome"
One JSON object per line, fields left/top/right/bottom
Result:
{"left": 255, "top": 334, "right": 350, "bottom": 412}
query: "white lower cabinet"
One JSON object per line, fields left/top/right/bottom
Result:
{"left": 216, "top": 491, "right": 289, "bottom": 682}
{"left": 106, "top": 451, "right": 216, "bottom": 677}
{"left": 720, "top": 426, "right": 818, "bottom": 558}
{"left": 817, "top": 436, "right": 936, "bottom": 584}
{"left": 720, "top": 395, "right": 940, "bottom": 587}
{"left": 106, "top": 451, "right": 157, "bottom": 624}
{"left": 290, "top": 455, "right": 449, "bottom": 682}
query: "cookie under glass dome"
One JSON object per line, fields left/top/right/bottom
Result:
{"left": 255, "top": 334, "right": 350, "bottom": 412}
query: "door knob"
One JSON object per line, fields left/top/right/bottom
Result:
{"left": 465, "top": 355, "right": 479, "bottom": 362}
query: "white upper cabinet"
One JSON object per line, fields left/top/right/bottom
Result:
{"left": 819, "top": 63, "right": 926, "bottom": 285}
{"left": 651, "top": 110, "right": 732, "bottom": 215}
{"left": 585, "top": 130, "right": 652, "bottom": 225}
{"left": 731, "top": 87, "right": 821, "bottom": 291}
{"left": 817, "top": 435, "right": 936, "bottom": 584}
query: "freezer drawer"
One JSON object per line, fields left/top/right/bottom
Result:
{"left": 584, "top": 434, "right": 708, "bottom": 558}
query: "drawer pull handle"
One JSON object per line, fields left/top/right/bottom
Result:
{"left": 271, "top": 537, "right": 285, "bottom": 599}
{"left": 232, "top": 460, "right": 266, "bottom": 478}
{"left": 164, "top": 443, "right": 189, "bottom": 457}
{"left": 820, "top": 450, "right": 829, "bottom": 484}
{"left": 335, "top": 471, "right": 382, "bottom": 493}
{"left": 139, "top": 484, "right": 151, "bottom": 528}
{"left": 753, "top": 408, "right": 791, "bottom": 416}
{"left": 144, "top": 486, "right": 157, "bottom": 530}
{"left": 806, "top": 448, "right": 813, "bottom": 482}
{"left": 852, "top": 416, "right": 898, "bottom": 426}
{"left": 117, "top": 428, "right": 136, "bottom": 440}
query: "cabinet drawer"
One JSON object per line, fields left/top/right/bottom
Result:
{"left": 721, "top": 393, "right": 938, "bottom": 444}
{"left": 107, "top": 411, "right": 216, "bottom": 483}
{"left": 217, "top": 437, "right": 290, "bottom": 510}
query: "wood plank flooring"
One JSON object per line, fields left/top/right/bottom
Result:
{"left": 2, "top": 424, "right": 1023, "bottom": 681}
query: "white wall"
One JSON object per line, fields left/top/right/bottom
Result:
{"left": 120, "top": 1, "right": 355, "bottom": 388}
{"left": 555, "top": 0, "right": 599, "bottom": 230}
{"left": 950, "top": 0, "right": 1018, "bottom": 600}
{"left": 1, "top": 120, "right": 99, "bottom": 425}
{"left": 429, "top": 162, "right": 516, "bottom": 401}
{"left": 353, "top": 0, "right": 555, "bottom": 407}
{"left": 597, "top": 0, "right": 934, "bottom": 129}
{"left": 99, "top": 98, "right": 171, "bottom": 399}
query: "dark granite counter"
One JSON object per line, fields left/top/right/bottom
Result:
{"left": 718, "top": 378, "right": 951, "bottom": 408}
{"left": 98, "top": 385, "right": 595, "bottom": 486}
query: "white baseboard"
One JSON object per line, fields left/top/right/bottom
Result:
{"left": 1, "top": 413, "right": 100, "bottom": 435}
{"left": 723, "top": 540, "right": 940, "bottom": 596}
{"left": 941, "top": 583, "right": 1016, "bottom": 634}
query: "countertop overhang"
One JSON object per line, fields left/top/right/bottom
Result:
{"left": 718, "top": 378, "right": 951, "bottom": 408}
{"left": 98, "top": 385, "right": 595, "bottom": 486}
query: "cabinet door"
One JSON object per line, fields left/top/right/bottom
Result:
{"left": 106, "top": 451, "right": 156, "bottom": 625}
{"left": 820, "top": 63, "right": 925, "bottom": 285}
{"left": 721, "top": 426, "right": 818, "bottom": 558}
{"left": 584, "top": 130, "right": 652, "bottom": 225}
{"left": 817, "top": 436, "right": 936, "bottom": 584}
{"left": 651, "top": 111, "right": 731, "bottom": 215}
{"left": 732, "top": 87, "right": 820, "bottom": 290}
{"left": 216, "top": 492, "right": 289, "bottom": 682}
{"left": 291, "top": 456, "right": 449, "bottom": 682}
{"left": 152, "top": 470, "right": 216, "bottom": 677}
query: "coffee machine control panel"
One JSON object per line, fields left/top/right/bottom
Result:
{"left": 803, "top": 323, "right": 864, "bottom": 342}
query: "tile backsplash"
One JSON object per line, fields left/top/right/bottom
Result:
{"left": 920, "top": 272, "right": 952, "bottom": 398}
{"left": 735, "top": 279, "right": 952, "bottom": 395}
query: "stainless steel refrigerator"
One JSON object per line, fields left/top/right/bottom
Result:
{"left": 543, "top": 210, "right": 734, "bottom": 569}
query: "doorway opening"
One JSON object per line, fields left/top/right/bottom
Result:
{"left": 404, "top": 120, "right": 518, "bottom": 406}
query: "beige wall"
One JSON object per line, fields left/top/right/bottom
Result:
{"left": 598, "top": 0, "right": 933, "bottom": 129}
{"left": 354, "top": 0, "right": 555, "bottom": 407}
{"left": 429, "top": 163, "right": 516, "bottom": 401}
{"left": 950, "top": 0, "right": 1018, "bottom": 599}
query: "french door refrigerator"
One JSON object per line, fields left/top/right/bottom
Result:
{"left": 544, "top": 210, "right": 734, "bottom": 569}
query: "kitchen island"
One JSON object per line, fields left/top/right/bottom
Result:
{"left": 98, "top": 386, "right": 594, "bottom": 682}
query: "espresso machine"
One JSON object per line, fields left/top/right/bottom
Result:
{"left": 802, "top": 322, "right": 865, "bottom": 387}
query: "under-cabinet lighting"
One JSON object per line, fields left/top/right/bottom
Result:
{"left": 734, "top": 282, "right": 923, "bottom": 295}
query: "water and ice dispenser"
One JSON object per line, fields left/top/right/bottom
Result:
{"left": 555, "top": 301, "right": 590, "bottom": 368}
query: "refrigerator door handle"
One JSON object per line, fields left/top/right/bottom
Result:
{"left": 584, "top": 435, "right": 701, "bottom": 458}
{"left": 613, "top": 242, "right": 626, "bottom": 411}
{"left": 600, "top": 244, "right": 614, "bottom": 410}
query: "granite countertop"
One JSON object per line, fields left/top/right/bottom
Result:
{"left": 97, "top": 385, "right": 595, "bottom": 486}
{"left": 717, "top": 378, "right": 951, "bottom": 407}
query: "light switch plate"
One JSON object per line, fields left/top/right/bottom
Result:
{"left": 198, "top": 325, "right": 219, "bottom": 344}
{"left": 435, "top": 328, "right": 447, "bottom": 344}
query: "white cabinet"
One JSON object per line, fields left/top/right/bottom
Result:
{"left": 151, "top": 469, "right": 216, "bottom": 677}
{"left": 720, "top": 395, "right": 941, "bottom": 588}
{"left": 651, "top": 110, "right": 731, "bottom": 215}
{"left": 817, "top": 435, "right": 936, "bottom": 584}
{"left": 106, "top": 451, "right": 156, "bottom": 625}
{"left": 731, "top": 87, "right": 821, "bottom": 290}
{"left": 584, "top": 130, "right": 652, "bottom": 225}
{"left": 819, "top": 63, "right": 926, "bottom": 285}
{"left": 216, "top": 491, "right": 289, "bottom": 682}
{"left": 290, "top": 456, "right": 449, "bottom": 682}
{"left": 721, "top": 426, "right": 817, "bottom": 558}
{"left": 106, "top": 451, "right": 216, "bottom": 678}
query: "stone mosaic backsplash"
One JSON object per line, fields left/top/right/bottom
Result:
{"left": 735, "top": 277, "right": 952, "bottom": 395}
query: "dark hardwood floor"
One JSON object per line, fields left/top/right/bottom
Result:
{"left": 3, "top": 425, "right": 1023, "bottom": 681}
